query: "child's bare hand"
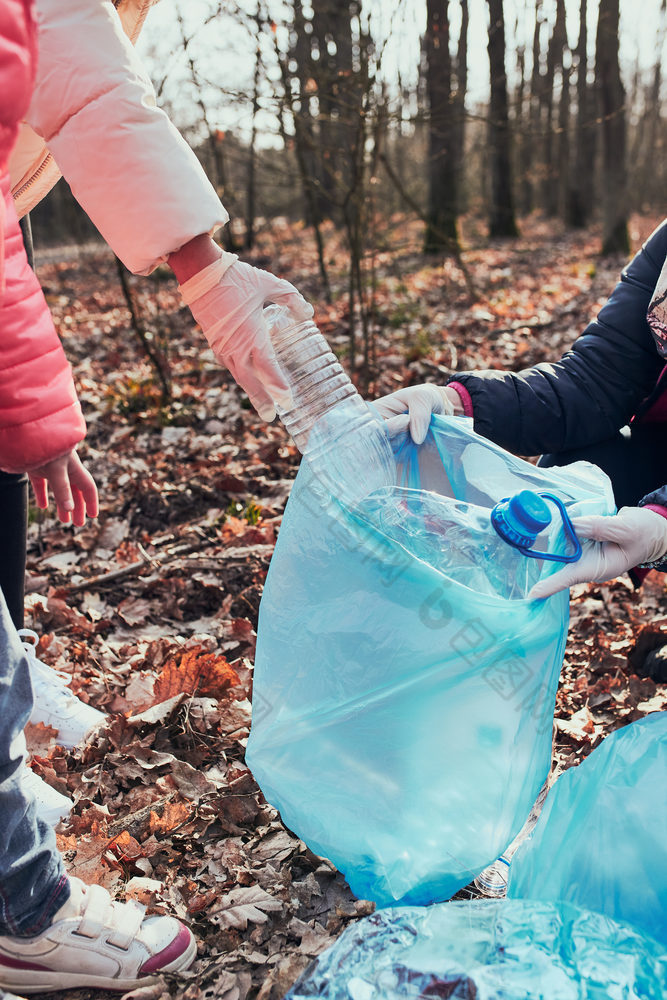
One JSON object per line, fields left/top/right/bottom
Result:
{"left": 29, "top": 450, "right": 99, "bottom": 526}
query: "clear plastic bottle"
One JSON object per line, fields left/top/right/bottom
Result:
{"left": 474, "top": 780, "right": 549, "bottom": 897}
{"left": 264, "top": 304, "right": 396, "bottom": 506}
{"left": 358, "top": 488, "right": 545, "bottom": 600}
{"left": 473, "top": 854, "right": 512, "bottom": 897}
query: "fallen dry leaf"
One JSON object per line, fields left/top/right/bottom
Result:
{"left": 148, "top": 799, "right": 192, "bottom": 834}
{"left": 25, "top": 720, "right": 60, "bottom": 757}
{"left": 151, "top": 646, "right": 240, "bottom": 705}
{"left": 208, "top": 884, "right": 283, "bottom": 930}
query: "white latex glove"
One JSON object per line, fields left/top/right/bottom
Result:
{"left": 179, "top": 254, "right": 313, "bottom": 420}
{"left": 529, "top": 507, "right": 667, "bottom": 599}
{"left": 373, "top": 385, "right": 457, "bottom": 444}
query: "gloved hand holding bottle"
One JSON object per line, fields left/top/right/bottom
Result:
{"left": 174, "top": 243, "right": 313, "bottom": 421}
{"left": 529, "top": 506, "right": 667, "bottom": 598}
{"left": 375, "top": 380, "right": 667, "bottom": 594}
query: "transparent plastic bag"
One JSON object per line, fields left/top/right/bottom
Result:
{"left": 246, "top": 415, "right": 615, "bottom": 905}
{"left": 508, "top": 711, "right": 667, "bottom": 944}
{"left": 285, "top": 899, "right": 667, "bottom": 999}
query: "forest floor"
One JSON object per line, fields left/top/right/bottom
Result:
{"left": 21, "top": 212, "right": 667, "bottom": 1000}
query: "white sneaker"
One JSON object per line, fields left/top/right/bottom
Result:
{"left": 0, "top": 877, "right": 197, "bottom": 994}
{"left": 20, "top": 768, "right": 73, "bottom": 828}
{"left": 18, "top": 630, "right": 105, "bottom": 749}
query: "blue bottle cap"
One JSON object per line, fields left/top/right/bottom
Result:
{"left": 491, "top": 490, "right": 552, "bottom": 549}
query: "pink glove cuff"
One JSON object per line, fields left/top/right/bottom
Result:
{"left": 448, "top": 381, "right": 474, "bottom": 418}
{"left": 635, "top": 505, "right": 667, "bottom": 572}
{"left": 178, "top": 251, "right": 238, "bottom": 305}
{"left": 643, "top": 504, "right": 667, "bottom": 522}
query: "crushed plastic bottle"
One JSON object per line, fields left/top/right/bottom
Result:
{"left": 285, "top": 899, "right": 667, "bottom": 999}
{"left": 355, "top": 486, "right": 583, "bottom": 601}
{"left": 357, "top": 488, "right": 555, "bottom": 600}
{"left": 265, "top": 304, "right": 395, "bottom": 507}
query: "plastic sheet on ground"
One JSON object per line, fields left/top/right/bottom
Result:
{"left": 508, "top": 711, "right": 667, "bottom": 944}
{"left": 285, "top": 899, "right": 667, "bottom": 1000}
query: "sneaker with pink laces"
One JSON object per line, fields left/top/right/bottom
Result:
{"left": 0, "top": 877, "right": 196, "bottom": 993}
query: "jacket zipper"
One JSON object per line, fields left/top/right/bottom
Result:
{"left": 14, "top": 0, "right": 152, "bottom": 205}
{"left": 13, "top": 152, "right": 54, "bottom": 203}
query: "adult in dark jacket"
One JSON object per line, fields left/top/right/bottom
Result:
{"left": 375, "top": 220, "right": 667, "bottom": 598}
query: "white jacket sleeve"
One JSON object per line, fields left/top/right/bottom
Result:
{"left": 27, "top": 0, "right": 228, "bottom": 274}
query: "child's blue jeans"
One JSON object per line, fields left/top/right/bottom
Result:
{"left": 0, "top": 592, "right": 70, "bottom": 936}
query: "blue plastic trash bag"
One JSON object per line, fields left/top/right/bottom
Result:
{"left": 508, "top": 711, "right": 667, "bottom": 944}
{"left": 246, "top": 415, "right": 614, "bottom": 906}
{"left": 284, "top": 899, "right": 667, "bottom": 999}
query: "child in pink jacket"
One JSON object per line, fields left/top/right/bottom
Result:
{"left": 0, "top": 2, "right": 197, "bottom": 992}
{"left": 1, "top": 0, "right": 104, "bottom": 813}
{"left": 0, "top": 6, "right": 97, "bottom": 520}
{"left": 2, "top": 0, "right": 312, "bottom": 756}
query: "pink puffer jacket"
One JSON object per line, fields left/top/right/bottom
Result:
{"left": 0, "top": 0, "right": 85, "bottom": 473}
{"left": 12, "top": 0, "right": 227, "bottom": 276}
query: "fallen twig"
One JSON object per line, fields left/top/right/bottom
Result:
{"left": 64, "top": 538, "right": 211, "bottom": 593}
{"left": 63, "top": 541, "right": 275, "bottom": 593}
{"left": 108, "top": 792, "right": 180, "bottom": 838}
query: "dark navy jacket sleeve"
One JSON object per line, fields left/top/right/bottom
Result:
{"left": 640, "top": 486, "right": 667, "bottom": 509}
{"left": 450, "top": 222, "right": 667, "bottom": 456}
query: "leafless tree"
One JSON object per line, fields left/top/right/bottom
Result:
{"left": 541, "top": 0, "right": 567, "bottom": 216}
{"left": 486, "top": 0, "right": 518, "bottom": 237}
{"left": 568, "top": 0, "right": 597, "bottom": 227}
{"left": 595, "top": 0, "right": 629, "bottom": 254}
{"left": 423, "top": 0, "right": 463, "bottom": 252}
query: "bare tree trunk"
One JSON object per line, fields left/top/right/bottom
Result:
{"left": 486, "top": 0, "right": 518, "bottom": 237}
{"left": 542, "top": 0, "right": 567, "bottom": 216}
{"left": 278, "top": 3, "right": 331, "bottom": 299}
{"left": 290, "top": 0, "right": 320, "bottom": 227}
{"left": 305, "top": 0, "right": 360, "bottom": 222}
{"left": 515, "top": 22, "right": 530, "bottom": 216}
{"left": 631, "top": 0, "right": 666, "bottom": 211}
{"left": 568, "top": 0, "right": 597, "bottom": 227}
{"left": 453, "top": 0, "right": 469, "bottom": 214}
{"left": 525, "top": 0, "right": 544, "bottom": 215}
{"left": 392, "top": 73, "right": 409, "bottom": 213}
{"left": 342, "top": 9, "right": 371, "bottom": 381}
{"left": 244, "top": 5, "right": 264, "bottom": 250}
{"left": 275, "top": 59, "right": 332, "bottom": 302}
{"left": 595, "top": 0, "right": 629, "bottom": 254}
{"left": 556, "top": 62, "right": 570, "bottom": 219}
{"left": 309, "top": 0, "right": 339, "bottom": 216}
{"left": 380, "top": 152, "right": 477, "bottom": 297}
{"left": 424, "top": 0, "right": 460, "bottom": 252}
{"left": 637, "top": 61, "right": 664, "bottom": 209}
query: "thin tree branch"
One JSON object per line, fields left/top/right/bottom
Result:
{"left": 379, "top": 152, "right": 477, "bottom": 300}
